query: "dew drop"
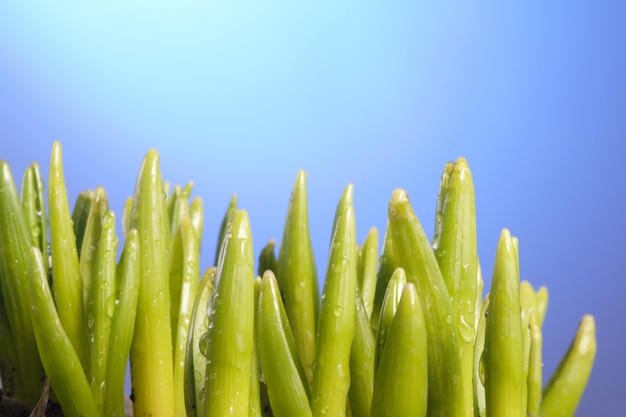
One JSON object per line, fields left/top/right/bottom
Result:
{"left": 87, "top": 313, "right": 95, "bottom": 330}
{"left": 199, "top": 333, "right": 210, "bottom": 357}
{"left": 106, "top": 297, "right": 118, "bottom": 318}
{"left": 458, "top": 313, "right": 474, "bottom": 343}
{"left": 478, "top": 351, "right": 487, "bottom": 385}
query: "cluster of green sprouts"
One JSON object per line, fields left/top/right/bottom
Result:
{"left": 0, "top": 142, "right": 595, "bottom": 417}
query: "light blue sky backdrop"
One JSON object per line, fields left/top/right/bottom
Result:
{"left": 2, "top": 2, "right": 625, "bottom": 415}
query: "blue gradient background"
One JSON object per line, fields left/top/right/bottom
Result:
{"left": 1, "top": 2, "right": 625, "bottom": 415}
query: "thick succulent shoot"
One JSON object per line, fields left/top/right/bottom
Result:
{"left": 0, "top": 147, "right": 598, "bottom": 417}
{"left": 387, "top": 188, "right": 466, "bottom": 417}
{"left": 311, "top": 184, "right": 358, "bottom": 417}
{"left": 204, "top": 209, "right": 255, "bottom": 417}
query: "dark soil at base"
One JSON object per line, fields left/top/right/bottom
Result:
{"left": 0, "top": 388, "right": 63, "bottom": 417}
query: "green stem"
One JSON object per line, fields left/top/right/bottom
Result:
{"left": 171, "top": 216, "right": 200, "bottom": 417}
{"left": 249, "top": 276, "right": 262, "bottom": 417}
{"left": 169, "top": 182, "right": 193, "bottom": 237}
{"left": 535, "top": 286, "right": 548, "bottom": 328}
{"left": 71, "top": 190, "right": 93, "bottom": 259}
{"left": 121, "top": 196, "right": 133, "bottom": 238}
{"left": 519, "top": 280, "right": 537, "bottom": 417}
{"left": 21, "top": 163, "right": 49, "bottom": 278}
{"left": 348, "top": 289, "right": 375, "bottom": 417}
{"left": 370, "top": 220, "right": 400, "bottom": 335}
{"left": 103, "top": 229, "right": 141, "bottom": 417}
{"left": 89, "top": 210, "right": 118, "bottom": 412}
{"left": 30, "top": 247, "right": 98, "bottom": 417}
{"left": 185, "top": 266, "right": 216, "bottom": 417}
{"left": 258, "top": 270, "right": 312, "bottom": 417}
{"left": 432, "top": 157, "right": 478, "bottom": 417}
{"left": 48, "top": 141, "right": 89, "bottom": 370}
{"left": 78, "top": 187, "right": 109, "bottom": 314}
{"left": 374, "top": 267, "right": 406, "bottom": 372}
{"left": 204, "top": 210, "right": 255, "bottom": 417}
{"left": 540, "top": 315, "right": 596, "bottom": 417}
{"left": 387, "top": 189, "right": 465, "bottom": 417}
{"left": 0, "top": 277, "right": 20, "bottom": 400}
{"left": 311, "top": 185, "right": 357, "bottom": 417}
{"left": 526, "top": 312, "right": 542, "bottom": 417}
{"left": 484, "top": 229, "right": 523, "bottom": 417}
{"left": 0, "top": 161, "right": 45, "bottom": 405}
{"left": 258, "top": 239, "right": 277, "bottom": 277}
{"left": 215, "top": 194, "right": 237, "bottom": 266}
{"left": 129, "top": 149, "right": 175, "bottom": 417}
{"left": 357, "top": 227, "right": 378, "bottom": 321}
{"left": 277, "top": 170, "right": 319, "bottom": 388}
{"left": 473, "top": 295, "right": 489, "bottom": 417}
{"left": 371, "top": 283, "right": 427, "bottom": 417}
{"left": 189, "top": 196, "right": 204, "bottom": 247}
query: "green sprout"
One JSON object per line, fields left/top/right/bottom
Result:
{"left": 432, "top": 157, "right": 478, "bottom": 417}
{"left": 0, "top": 161, "right": 46, "bottom": 406}
{"left": 388, "top": 188, "right": 466, "bottom": 417}
{"left": 484, "top": 229, "right": 524, "bottom": 417}
{"left": 128, "top": 149, "right": 175, "bottom": 417}
{"left": 276, "top": 170, "right": 319, "bottom": 389}
{"left": 257, "top": 270, "right": 311, "bottom": 417}
{"left": 0, "top": 143, "right": 597, "bottom": 417}
{"left": 371, "top": 282, "right": 427, "bottom": 417}
{"left": 203, "top": 209, "right": 255, "bottom": 416}
{"left": 48, "top": 142, "right": 89, "bottom": 371}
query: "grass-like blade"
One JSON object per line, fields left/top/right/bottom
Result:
{"left": 484, "top": 229, "right": 523, "bottom": 417}
{"left": 88, "top": 210, "right": 118, "bottom": 412}
{"left": 432, "top": 157, "right": 478, "bottom": 417}
{"left": 371, "top": 283, "right": 427, "bottom": 417}
{"left": 0, "top": 290, "right": 20, "bottom": 399}
{"left": 189, "top": 196, "right": 204, "bottom": 247}
{"left": 473, "top": 295, "right": 489, "bottom": 417}
{"left": 103, "top": 229, "right": 140, "bottom": 417}
{"left": 374, "top": 267, "right": 406, "bottom": 372}
{"left": 258, "top": 239, "right": 277, "bottom": 276}
{"left": 0, "top": 161, "right": 46, "bottom": 406}
{"left": 129, "top": 149, "right": 175, "bottom": 417}
{"left": 21, "top": 163, "right": 49, "bottom": 278}
{"left": 78, "top": 187, "right": 109, "bottom": 314}
{"left": 214, "top": 194, "right": 237, "bottom": 266}
{"left": 170, "top": 216, "right": 200, "bottom": 417}
{"left": 121, "top": 196, "right": 133, "bottom": 238}
{"left": 276, "top": 170, "right": 319, "bottom": 388}
{"left": 258, "top": 270, "right": 312, "bottom": 417}
{"left": 249, "top": 276, "right": 262, "bottom": 417}
{"left": 473, "top": 264, "right": 484, "bottom": 331}
{"left": 348, "top": 289, "right": 375, "bottom": 417}
{"left": 357, "top": 227, "right": 378, "bottom": 321}
{"left": 204, "top": 210, "right": 255, "bottom": 416}
{"left": 540, "top": 315, "right": 596, "bottom": 417}
{"left": 370, "top": 220, "right": 400, "bottom": 335}
{"left": 526, "top": 312, "right": 542, "bottom": 417}
{"left": 48, "top": 141, "right": 89, "bottom": 370}
{"left": 387, "top": 189, "right": 465, "bottom": 417}
{"left": 71, "top": 190, "right": 93, "bottom": 259}
{"left": 311, "top": 184, "right": 357, "bottom": 417}
{"left": 29, "top": 247, "right": 98, "bottom": 417}
{"left": 184, "top": 266, "right": 216, "bottom": 417}
{"left": 519, "top": 280, "right": 537, "bottom": 417}
{"left": 535, "top": 286, "right": 548, "bottom": 328}
{"left": 169, "top": 182, "right": 193, "bottom": 237}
